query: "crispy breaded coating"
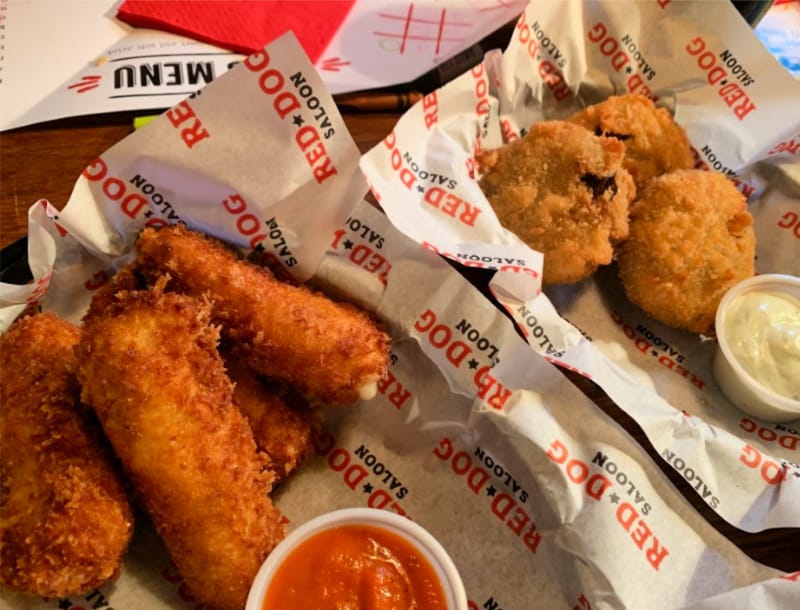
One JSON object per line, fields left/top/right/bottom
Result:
{"left": 224, "top": 353, "right": 318, "bottom": 486}
{"left": 82, "top": 263, "right": 145, "bottom": 324}
{"left": 617, "top": 169, "right": 756, "bottom": 334}
{"left": 0, "top": 313, "right": 133, "bottom": 597}
{"left": 567, "top": 94, "right": 694, "bottom": 190}
{"left": 75, "top": 287, "right": 284, "bottom": 610}
{"left": 478, "top": 120, "right": 636, "bottom": 284}
{"left": 134, "top": 224, "right": 391, "bottom": 405}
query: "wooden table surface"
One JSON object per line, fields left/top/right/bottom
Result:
{"left": 1, "top": 110, "right": 798, "bottom": 576}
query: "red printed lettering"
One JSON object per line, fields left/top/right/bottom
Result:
{"left": 777, "top": 211, "right": 800, "bottom": 240}
{"left": 498, "top": 264, "right": 538, "bottom": 278}
{"left": 491, "top": 493, "right": 541, "bottom": 553}
{"left": 769, "top": 136, "right": 800, "bottom": 157}
{"left": 686, "top": 37, "right": 727, "bottom": 85}
{"left": 500, "top": 118, "right": 520, "bottom": 142}
{"left": 349, "top": 244, "right": 392, "bottom": 284}
{"left": 538, "top": 60, "right": 570, "bottom": 101}
{"left": 718, "top": 82, "right": 756, "bottom": 120}
{"left": 83, "top": 157, "right": 108, "bottom": 181}
{"left": 616, "top": 502, "right": 669, "bottom": 570}
{"left": 314, "top": 433, "right": 375, "bottom": 493}
{"left": 422, "top": 91, "right": 438, "bottom": 129}
{"left": 220, "top": 194, "right": 267, "bottom": 248}
{"left": 433, "top": 438, "right": 538, "bottom": 551}
{"left": 657, "top": 356, "right": 705, "bottom": 389}
{"left": 166, "top": 100, "right": 210, "bottom": 149}
{"left": 432, "top": 441, "right": 493, "bottom": 496}
{"left": 573, "top": 593, "right": 592, "bottom": 610}
{"left": 83, "top": 158, "right": 148, "bottom": 220}
{"left": 587, "top": 22, "right": 629, "bottom": 73}
{"left": 414, "top": 309, "right": 473, "bottom": 367}
{"left": 423, "top": 187, "right": 482, "bottom": 227}
{"left": 685, "top": 37, "right": 755, "bottom": 121}
{"left": 626, "top": 73, "right": 656, "bottom": 101}
{"left": 473, "top": 366, "right": 511, "bottom": 410}
{"left": 515, "top": 11, "right": 541, "bottom": 61}
{"left": 295, "top": 125, "right": 338, "bottom": 184}
{"left": 471, "top": 63, "right": 491, "bottom": 117}
{"left": 375, "top": 370, "right": 412, "bottom": 410}
{"left": 546, "top": 439, "right": 612, "bottom": 501}
{"left": 611, "top": 311, "right": 653, "bottom": 354}
{"left": 383, "top": 135, "right": 418, "bottom": 191}
{"left": 740, "top": 418, "right": 800, "bottom": 451}
{"left": 740, "top": 444, "right": 787, "bottom": 484}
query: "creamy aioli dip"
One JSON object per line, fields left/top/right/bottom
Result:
{"left": 724, "top": 290, "right": 800, "bottom": 401}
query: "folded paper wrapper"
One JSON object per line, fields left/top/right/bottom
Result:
{"left": 360, "top": 0, "right": 800, "bottom": 534}
{"left": 116, "top": 0, "right": 356, "bottom": 61}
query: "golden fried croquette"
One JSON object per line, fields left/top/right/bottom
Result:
{"left": 478, "top": 120, "right": 636, "bottom": 284}
{"left": 617, "top": 169, "right": 756, "bottom": 334}
{"left": 75, "top": 285, "right": 284, "bottom": 610}
{"left": 85, "top": 260, "right": 318, "bottom": 484}
{"left": 224, "top": 353, "right": 318, "bottom": 486}
{"left": 567, "top": 94, "right": 694, "bottom": 190}
{"left": 1, "top": 313, "right": 133, "bottom": 597}
{"left": 82, "top": 263, "right": 145, "bottom": 324}
{"left": 134, "top": 224, "right": 391, "bottom": 405}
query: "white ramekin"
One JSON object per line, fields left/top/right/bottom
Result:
{"left": 246, "top": 507, "right": 468, "bottom": 610}
{"left": 713, "top": 273, "right": 800, "bottom": 423}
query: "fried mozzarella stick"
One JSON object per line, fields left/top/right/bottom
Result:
{"left": 135, "top": 224, "right": 391, "bottom": 405}
{"left": 75, "top": 286, "right": 284, "bottom": 610}
{"left": 0, "top": 313, "right": 133, "bottom": 597}
{"left": 224, "top": 353, "right": 318, "bottom": 486}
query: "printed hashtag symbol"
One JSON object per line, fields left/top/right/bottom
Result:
{"left": 375, "top": 4, "right": 471, "bottom": 55}
{"left": 67, "top": 74, "right": 101, "bottom": 93}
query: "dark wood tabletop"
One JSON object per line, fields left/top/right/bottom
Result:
{"left": 1, "top": 109, "right": 798, "bottom": 576}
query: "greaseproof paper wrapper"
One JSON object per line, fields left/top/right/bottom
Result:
{"left": 0, "top": 32, "right": 365, "bottom": 331}
{"left": 0, "top": 195, "right": 795, "bottom": 609}
{"left": 0, "top": 25, "right": 796, "bottom": 610}
{"left": 359, "top": 0, "right": 800, "bottom": 533}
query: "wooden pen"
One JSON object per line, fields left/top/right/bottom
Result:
{"left": 334, "top": 90, "right": 424, "bottom": 113}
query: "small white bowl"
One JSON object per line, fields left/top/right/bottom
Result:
{"left": 713, "top": 274, "right": 800, "bottom": 423}
{"left": 246, "top": 507, "right": 468, "bottom": 610}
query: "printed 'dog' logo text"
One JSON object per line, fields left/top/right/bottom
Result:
{"left": 547, "top": 440, "right": 669, "bottom": 571}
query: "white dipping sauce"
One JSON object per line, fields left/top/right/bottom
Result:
{"left": 724, "top": 290, "right": 800, "bottom": 401}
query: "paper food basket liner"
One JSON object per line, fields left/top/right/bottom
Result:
{"left": 359, "top": 0, "right": 800, "bottom": 535}
{"left": 1, "top": 3, "right": 799, "bottom": 610}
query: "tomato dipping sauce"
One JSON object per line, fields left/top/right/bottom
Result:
{"left": 261, "top": 523, "right": 448, "bottom": 610}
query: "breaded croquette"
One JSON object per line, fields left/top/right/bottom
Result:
{"left": 566, "top": 94, "right": 694, "bottom": 191}
{"left": 617, "top": 169, "right": 756, "bottom": 334}
{"left": 224, "top": 353, "right": 318, "bottom": 486}
{"left": 75, "top": 284, "right": 285, "bottom": 610}
{"left": 478, "top": 120, "right": 636, "bottom": 284}
{"left": 85, "top": 264, "right": 318, "bottom": 484}
{"left": 134, "top": 224, "right": 391, "bottom": 405}
{"left": 1, "top": 313, "right": 133, "bottom": 597}
{"left": 82, "top": 262, "right": 145, "bottom": 324}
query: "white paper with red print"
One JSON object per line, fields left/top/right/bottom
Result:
{"left": 0, "top": 17, "right": 799, "bottom": 610}
{"left": 360, "top": 0, "right": 800, "bottom": 533}
{"left": 1, "top": 198, "right": 794, "bottom": 610}
{"left": 0, "top": 33, "right": 366, "bottom": 334}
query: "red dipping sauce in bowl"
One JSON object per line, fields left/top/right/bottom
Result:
{"left": 246, "top": 508, "right": 467, "bottom": 610}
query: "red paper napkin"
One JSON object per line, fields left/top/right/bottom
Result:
{"left": 117, "top": 0, "right": 356, "bottom": 62}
